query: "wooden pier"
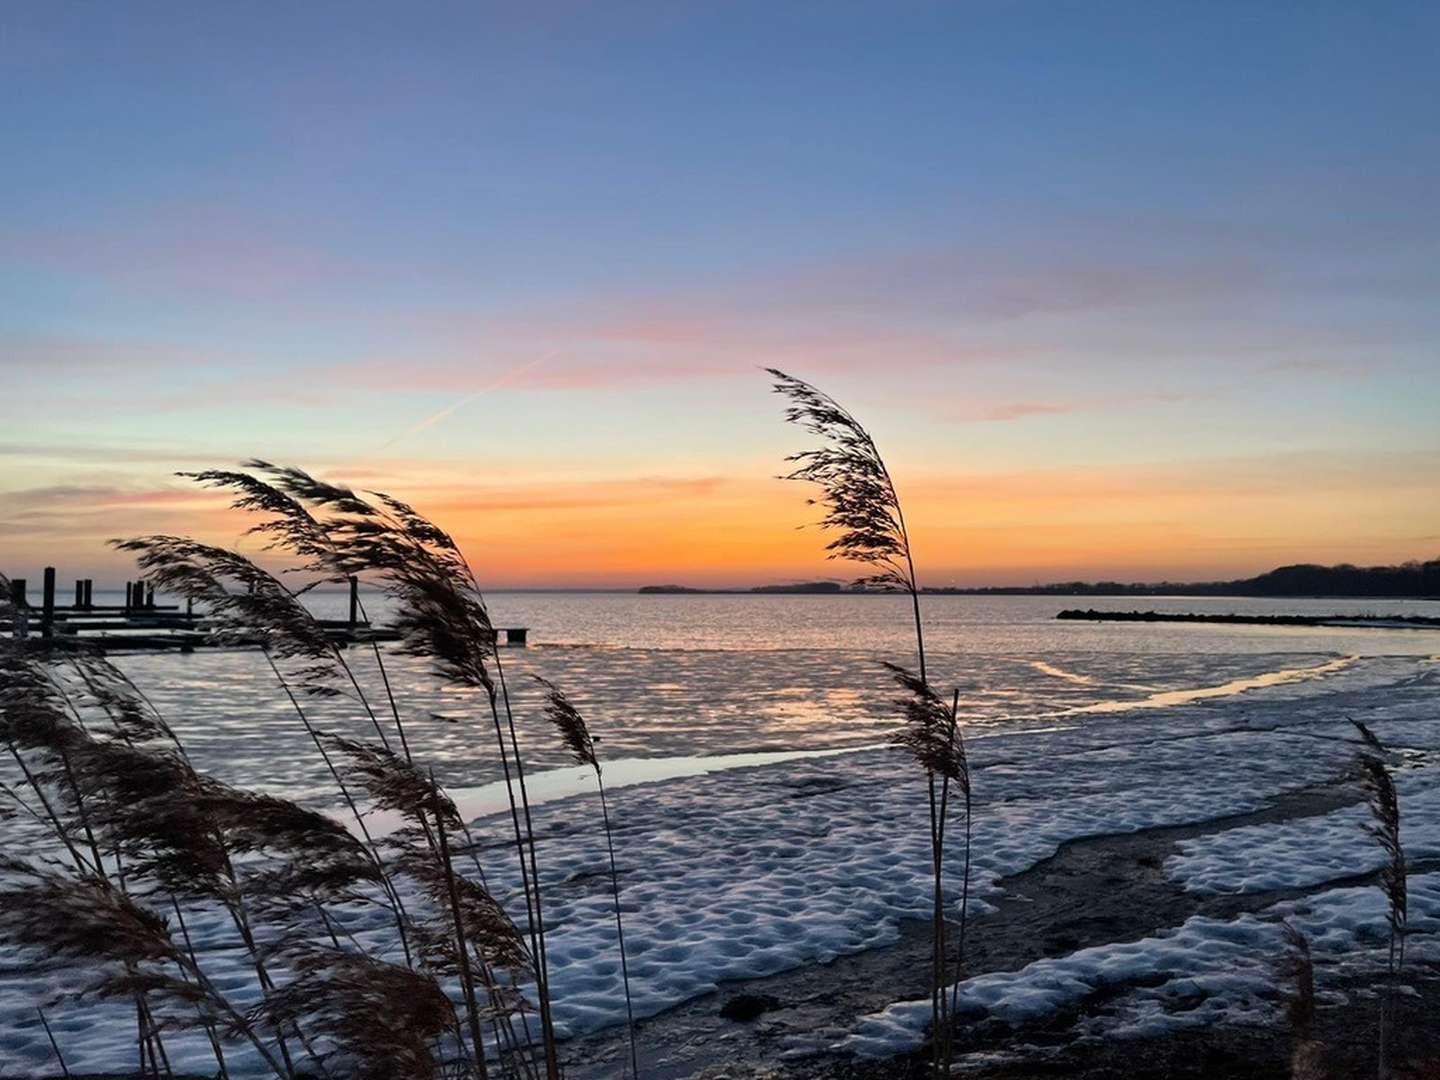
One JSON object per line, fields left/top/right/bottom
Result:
{"left": 5, "top": 569, "right": 529, "bottom": 652}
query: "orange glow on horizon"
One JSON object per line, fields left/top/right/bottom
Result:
{"left": 4, "top": 451, "right": 1436, "bottom": 589}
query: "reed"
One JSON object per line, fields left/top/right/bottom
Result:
{"left": 3, "top": 536, "right": 564, "bottom": 1079}
{"left": 1277, "top": 922, "right": 1326, "bottom": 1080}
{"left": 1350, "top": 720, "right": 1407, "bottom": 1080}
{"left": 168, "top": 462, "right": 564, "bottom": 1075}
{"left": 768, "top": 369, "right": 971, "bottom": 1075}
{"left": 534, "top": 675, "right": 640, "bottom": 1079}
{"left": 240, "top": 464, "right": 562, "bottom": 1075}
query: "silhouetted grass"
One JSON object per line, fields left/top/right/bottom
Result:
{"left": 534, "top": 675, "right": 639, "bottom": 1079}
{"left": 769, "top": 369, "right": 972, "bottom": 1076}
{"left": 0, "top": 463, "right": 643, "bottom": 1079}
{"left": 1351, "top": 720, "right": 1408, "bottom": 1080}
{"left": 1277, "top": 922, "right": 1326, "bottom": 1080}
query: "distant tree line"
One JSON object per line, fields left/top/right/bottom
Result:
{"left": 641, "top": 559, "right": 1440, "bottom": 598}
{"left": 930, "top": 558, "right": 1440, "bottom": 599}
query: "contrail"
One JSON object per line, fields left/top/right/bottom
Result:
{"left": 375, "top": 353, "right": 551, "bottom": 452}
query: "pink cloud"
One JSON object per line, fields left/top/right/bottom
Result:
{"left": 947, "top": 391, "right": 1206, "bottom": 424}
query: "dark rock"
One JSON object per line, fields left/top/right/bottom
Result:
{"left": 720, "top": 993, "right": 780, "bottom": 1022}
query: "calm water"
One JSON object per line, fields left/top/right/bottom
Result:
{"left": 105, "top": 592, "right": 1440, "bottom": 801}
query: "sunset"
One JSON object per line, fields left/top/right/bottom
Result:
{"left": 5, "top": 5, "right": 1438, "bottom": 588}
{"left": 3, "top": 5, "right": 1438, "bottom": 1079}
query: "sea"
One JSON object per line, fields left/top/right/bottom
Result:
{"left": 102, "top": 591, "right": 1440, "bottom": 803}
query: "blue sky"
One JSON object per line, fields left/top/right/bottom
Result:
{"left": 2, "top": 2, "right": 1437, "bottom": 585}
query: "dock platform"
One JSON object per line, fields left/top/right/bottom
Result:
{"left": 5, "top": 569, "right": 529, "bottom": 651}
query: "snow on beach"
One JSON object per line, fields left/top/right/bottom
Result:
{"left": 501, "top": 653, "right": 1436, "bottom": 1041}
{"left": 2, "top": 632, "right": 1437, "bottom": 1074}
{"left": 837, "top": 873, "right": 1440, "bottom": 1059}
{"left": 1166, "top": 762, "right": 1440, "bottom": 895}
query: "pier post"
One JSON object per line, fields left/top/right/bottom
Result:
{"left": 124, "top": 582, "right": 133, "bottom": 610}
{"left": 146, "top": 584, "right": 155, "bottom": 609}
{"left": 41, "top": 568, "right": 56, "bottom": 639}
{"left": 83, "top": 579, "right": 93, "bottom": 608}
{"left": 348, "top": 576, "right": 359, "bottom": 629}
{"left": 74, "top": 580, "right": 84, "bottom": 608}
{"left": 8, "top": 579, "right": 27, "bottom": 639}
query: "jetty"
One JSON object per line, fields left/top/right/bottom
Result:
{"left": 5, "top": 568, "right": 529, "bottom": 652}
{"left": 1056, "top": 608, "right": 1440, "bottom": 629}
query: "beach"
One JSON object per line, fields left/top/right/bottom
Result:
{"left": 4, "top": 593, "right": 1438, "bottom": 1075}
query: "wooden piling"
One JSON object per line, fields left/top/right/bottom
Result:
{"left": 348, "top": 576, "right": 359, "bottom": 629}
{"left": 8, "top": 579, "right": 27, "bottom": 639}
{"left": 83, "top": 579, "right": 93, "bottom": 608}
{"left": 74, "top": 580, "right": 84, "bottom": 607}
{"left": 41, "top": 568, "right": 56, "bottom": 639}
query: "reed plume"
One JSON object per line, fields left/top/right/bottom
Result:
{"left": 1350, "top": 719, "right": 1407, "bottom": 1080}
{"left": 884, "top": 664, "right": 967, "bottom": 784}
{"left": 0, "top": 856, "right": 289, "bottom": 1076}
{"left": 1277, "top": 922, "right": 1327, "bottom": 1080}
{"left": 244, "top": 463, "right": 562, "bottom": 1076}
{"left": 767, "top": 369, "right": 917, "bottom": 597}
{"left": 1, "top": 639, "right": 189, "bottom": 1074}
{"left": 151, "top": 463, "right": 563, "bottom": 1073}
{"left": 327, "top": 734, "right": 461, "bottom": 833}
{"left": 769, "top": 369, "right": 969, "bottom": 1076}
{"left": 112, "top": 536, "right": 357, "bottom": 708}
{"left": 327, "top": 737, "right": 540, "bottom": 1074}
{"left": 535, "top": 675, "right": 640, "bottom": 1078}
{"left": 9, "top": 464, "right": 631, "bottom": 1078}
{"left": 254, "top": 943, "right": 456, "bottom": 1080}
{"left": 65, "top": 651, "right": 183, "bottom": 750}
{"left": 181, "top": 464, "right": 414, "bottom": 757}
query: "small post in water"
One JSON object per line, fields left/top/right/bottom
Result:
{"left": 348, "top": 575, "right": 359, "bottom": 629}
{"left": 41, "top": 567, "right": 56, "bottom": 640}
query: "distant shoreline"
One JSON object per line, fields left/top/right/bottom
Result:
{"left": 639, "top": 585, "right": 1440, "bottom": 599}
{"left": 640, "top": 557, "right": 1440, "bottom": 600}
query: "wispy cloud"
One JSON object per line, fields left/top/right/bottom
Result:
{"left": 948, "top": 391, "right": 1207, "bottom": 423}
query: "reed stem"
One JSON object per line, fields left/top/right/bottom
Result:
{"left": 598, "top": 776, "right": 640, "bottom": 1078}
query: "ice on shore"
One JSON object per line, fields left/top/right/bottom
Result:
{"left": 837, "top": 872, "right": 1440, "bottom": 1058}
{"left": 469, "top": 653, "right": 1436, "bottom": 1040}
{"left": 1, "top": 649, "right": 1436, "bottom": 1073}
{"left": 1166, "top": 763, "right": 1440, "bottom": 895}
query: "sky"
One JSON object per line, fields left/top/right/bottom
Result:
{"left": 2, "top": 2, "right": 1438, "bottom": 588}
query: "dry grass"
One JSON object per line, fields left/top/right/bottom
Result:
{"left": 1351, "top": 720, "right": 1409, "bottom": 1080}
{"left": 769, "top": 370, "right": 972, "bottom": 1077}
{"left": 0, "top": 465, "right": 645, "bottom": 1079}
{"left": 534, "top": 676, "right": 639, "bottom": 1079}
